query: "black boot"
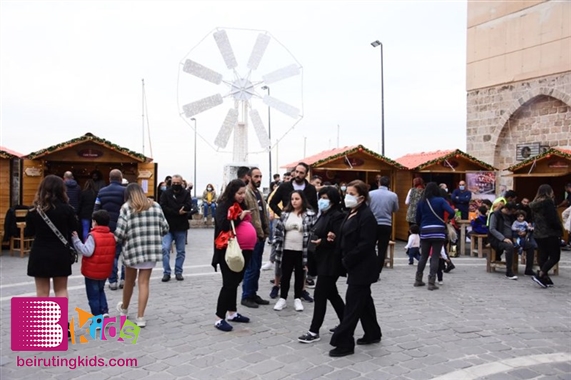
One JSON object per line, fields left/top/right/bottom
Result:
{"left": 443, "top": 260, "right": 455, "bottom": 273}
{"left": 428, "top": 275, "right": 439, "bottom": 291}
{"left": 413, "top": 272, "right": 425, "bottom": 287}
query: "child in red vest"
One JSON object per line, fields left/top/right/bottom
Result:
{"left": 72, "top": 210, "right": 116, "bottom": 316}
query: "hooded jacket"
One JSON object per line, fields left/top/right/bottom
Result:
{"left": 529, "top": 198, "right": 563, "bottom": 239}
{"left": 65, "top": 179, "right": 81, "bottom": 212}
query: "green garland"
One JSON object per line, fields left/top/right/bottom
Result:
{"left": 312, "top": 144, "right": 406, "bottom": 169}
{"left": 412, "top": 149, "right": 496, "bottom": 171}
{"left": 26, "top": 132, "right": 150, "bottom": 162}
{"left": 506, "top": 147, "right": 571, "bottom": 172}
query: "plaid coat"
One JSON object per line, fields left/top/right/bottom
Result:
{"left": 115, "top": 201, "right": 170, "bottom": 267}
{"left": 273, "top": 209, "right": 316, "bottom": 269}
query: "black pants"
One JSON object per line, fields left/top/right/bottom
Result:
{"left": 330, "top": 284, "right": 381, "bottom": 350}
{"left": 492, "top": 241, "right": 515, "bottom": 275}
{"left": 535, "top": 236, "right": 561, "bottom": 274}
{"left": 280, "top": 250, "right": 304, "bottom": 299}
{"left": 376, "top": 225, "right": 392, "bottom": 274}
{"left": 216, "top": 250, "right": 252, "bottom": 319}
{"left": 306, "top": 250, "right": 317, "bottom": 278}
{"left": 417, "top": 239, "right": 445, "bottom": 278}
{"left": 309, "top": 275, "right": 345, "bottom": 334}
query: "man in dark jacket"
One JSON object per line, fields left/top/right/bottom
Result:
{"left": 269, "top": 162, "right": 318, "bottom": 217}
{"left": 63, "top": 171, "right": 81, "bottom": 213}
{"left": 451, "top": 180, "right": 472, "bottom": 220}
{"left": 94, "top": 169, "right": 126, "bottom": 290}
{"left": 488, "top": 203, "right": 518, "bottom": 280}
{"left": 160, "top": 174, "right": 192, "bottom": 282}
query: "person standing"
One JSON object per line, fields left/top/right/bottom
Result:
{"left": 369, "top": 176, "right": 399, "bottom": 275}
{"left": 269, "top": 163, "right": 318, "bottom": 215}
{"left": 63, "top": 171, "right": 81, "bottom": 213}
{"left": 77, "top": 179, "right": 98, "bottom": 242}
{"left": 115, "top": 183, "right": 169, "bottom": 327}
{"left": 530, "top": 184, "right": 564, "bottom": 288}
{"left": 298, "top": 186, "right": 345, "bottom": 343}
{"left": 329, "top": 180, "right": 381, "bottom": 357}
{"left": 25, "top": 175, "right": 78, "bottom": 298}
{"left": 405, "top": 177, "right": 425, "bottom": 228}
{"left": 240, "top": 167, "right": 271, "bottom": 308}
{"left": 94, "top": 169, "right": 126, "bottom": 290}
{"left": 413, "top": 182, "right": 456, "bottom": 290}
{"left": 212, "top": 179, "right": 255, "bottom": 331}
{"left": 160, "top": 174, "right": 192, "bottom": 282}
{"left": 90, "top": 170, "right": 107, "bottom": 193}
{"left": 451, "top": 180, "right": 472, "bottom": 220}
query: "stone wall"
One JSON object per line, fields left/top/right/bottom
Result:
{"left": 466, "top": 71, "right": 571, "bottom": 189}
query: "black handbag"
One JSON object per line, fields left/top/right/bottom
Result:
{"left": 307, "top": 233, "right": 319, "bottom": 253}
{"left": 37, "top": 208, "right": 78, "bottom": 264}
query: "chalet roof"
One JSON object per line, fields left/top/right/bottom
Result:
{"left": 25, "top": 132, "right": 152, "bottom": 162}
{"left": 281, "top": 145, "right": 405, "bottom": 170}
{"left": 395, "top": 149, "right": 496, "bottom": 171}
{"left": 505, "top": 147, "right": 571, "bottom": 172}
{"left": 0, "top": 146, "right": 23, "bottom": 159}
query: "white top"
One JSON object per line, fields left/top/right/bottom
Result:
{"left": 404, "top": 233, "right": 420, "bottom": 249}
{"left": 405, "top": 189, "right": 412, "bottom": 205}
{"left": 284, "top": 212, "right": 304, "bottom": 251}
{"left": 292, "top": 181, "right": 306, "bottom": 191}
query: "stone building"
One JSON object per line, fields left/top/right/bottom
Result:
{"left": 466, "top": 0, "right": 571, "bottom": 188}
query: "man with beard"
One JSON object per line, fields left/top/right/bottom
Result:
{"left": 270, "top": 163, "right": 318, "bottom": 216}
{"left": 160, "top": 174, "right": 192, "bottom": 282}
{"left": 241, "top": 167, "right": 271, "bottom": 308}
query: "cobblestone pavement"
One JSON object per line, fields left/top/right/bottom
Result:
{"left": 1, "top": 229, "right": 570, "bottom": 379}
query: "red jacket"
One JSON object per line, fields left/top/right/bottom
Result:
{"left": 81, "top": 226, "right": 116, "bottom": 280}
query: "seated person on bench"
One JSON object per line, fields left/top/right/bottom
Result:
{"left": 511, "top": 210, "right": 536, "bottom": 257}
{"left": 488, "top": 203, "right": 519, "bottom": 280}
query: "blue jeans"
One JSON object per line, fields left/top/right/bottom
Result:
{"left": 203, "top": 203, "right": 216, "bottom": 218}
{"left": 85, "top": 278, "right": 109, "bottom": 315}
{"left": 162, "top": 231, "right": 187, "bottom": 275}
{"left": 242, "top": 239, "right": 265, "bottom": 300}
{"left": 108, "top": 245, "right": 125, "bottom": 284}
{"left": 81, "top": 219, "right": 91, "bottom": 242}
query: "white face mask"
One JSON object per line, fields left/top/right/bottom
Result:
{"left": 344, "top": 194, "right": 360, "bottom": 209}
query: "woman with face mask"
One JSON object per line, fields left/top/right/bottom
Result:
{"left": 202, "top": 184, "right": 218, "bottom": 221}
{"left": 298, "top": 186, "right": 346, "bottom": 344}
{"left": 329, "top": 180, "right": 381, "bottom": 357}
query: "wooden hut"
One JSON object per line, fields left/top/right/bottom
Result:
{"left": 0, "top": 147, "right": 23, "bottom": 245}
{"left": 394, "top": 149, "right": 497, "bottom": 241}
{"left": 21, "top": 133, "right": 157, "bottom": 205}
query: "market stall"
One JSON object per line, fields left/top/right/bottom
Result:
{"left": 394, "top": 149, "right": 497, "bottom": 241}
{"left": 21, "top": 133, "right": 157, "bottom": 205}
{"left": 0, "top": 147, "right": 23, "bottom": 246}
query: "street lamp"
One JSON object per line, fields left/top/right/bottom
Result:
{"left": 190, "top": 117, "right": 197, "bottom": 198}
{"left": 371, "top": 40, "right": 385, "bottom": 156}
{"left": 261, "top": 85, "right": 272, "bottom": 185}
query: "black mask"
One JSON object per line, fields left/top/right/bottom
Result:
{"left": 172, "top": 184, "right": 183, "bottom": 192}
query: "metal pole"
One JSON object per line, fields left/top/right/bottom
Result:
{"left": 141, "top": 79, "right": 145, "bottom": 155}
{"left": 191, "top": 118, "right": 197, "bottom": 198}
{"left": 380, "top": 43, "right": 385, "bottom": 156}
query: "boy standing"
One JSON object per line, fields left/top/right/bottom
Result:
{"left": 72, "top": 210, "right": 116, "bottom": 316}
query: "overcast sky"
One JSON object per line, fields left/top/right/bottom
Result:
{"left": 1, "top": 0, "right": 467, "bottom": 191}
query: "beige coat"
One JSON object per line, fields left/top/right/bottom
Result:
{"left": 245, "top": 187, "right": 270, "bottom": 240}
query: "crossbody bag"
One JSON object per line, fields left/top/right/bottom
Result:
{"left": 37, "top": 208, "right": 78, "bottom": 264}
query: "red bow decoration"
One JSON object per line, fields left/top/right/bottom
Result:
{"left": 227, "top": 202, "right": 242, "bottom": 220}
{"left": 215, "top": 230, "right": 233, "bottom": 249}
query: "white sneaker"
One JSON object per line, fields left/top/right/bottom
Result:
{"left": 294, "top": 298, "right": 304, "bottom": 312}
{"left": 261, "top": 261, "right": 274, "bottom": 271}
{"left": 116, "top": 301, "right": 128, "bottom": 318}
{"left": 274, "top": 298, "right": 287, "bottom": 311}
{"left": 438, "top": 281, "right": 443, "bottom": 285}
{"left": 136, "top": 317, "right": 146, "bottom": 328}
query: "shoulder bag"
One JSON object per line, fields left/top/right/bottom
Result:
{"left": 37, "top": 208, "right": 78, "bottom": 264}
{"left": 225, "top": 220, "right": 244, "bottom": 272}
{"left": 426, "top": 200, "right": 457, "bottom": 242}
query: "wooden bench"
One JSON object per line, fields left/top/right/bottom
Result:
{"left": 384, "top": 241, "right": 395, "bottom": 268}
{"left": 486, "top": 248, "right": 518, "bottom": 274}
{"left": 470, "top": 234, "right": 490, "bottom": 258}
{"left": 520, "top": 250, "right": 559, "bottom": 276}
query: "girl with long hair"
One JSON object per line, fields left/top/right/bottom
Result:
{"left": 114, "top": 183, "right": 169, "bottom": 327}
{"left": 529, "top": 184, "right": 563, "bottom": 288}
{"left": 273, "top": 190, "right": 316, "bottom": 312}
{"left": 212, "top": 179, "right": 256, "bottom": 331}
{"left": 78, "top": 179, "right": 98, "bottom": 241}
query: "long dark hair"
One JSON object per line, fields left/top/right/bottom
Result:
{"left": 318, "top": 186, "right": 342, "bottom": 210}
{"left": 421, "top": 182, "right": 441, "bottom": 201}
{"left": 533, "top": 184, "right": 554, "bottom": 202}
{"left": 283, "top": 190, "right": 310, "bottom": 214}
{"left": 218, "top": 179, "right": 246, "bottom": 205}
{"left": 33, "top": 174, "right": 69, "bottom": 211}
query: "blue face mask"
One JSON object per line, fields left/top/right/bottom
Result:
{"left": 459, "top": 185, "right": 465, "bottom": 191}
{"left": 317, "top": 199, "right": 331, "bottom": 211}
{"left": 340, "top": 186, "right": 347, "bottom": 192}
{"left": 160, "top": 186, "right": 167, "bottom": 191}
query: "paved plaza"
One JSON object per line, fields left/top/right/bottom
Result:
{"left": 1, "top": 228, "right": 570, "bottom": 380}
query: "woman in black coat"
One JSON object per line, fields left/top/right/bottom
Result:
{"left": 298, "top": 186, "right": 346, "bottom": 343}
{"left": 77, "top": 179, "right": 98, "bottom": 241}
{"left": 329, "top": 180, "right": 381, "bottom": 357}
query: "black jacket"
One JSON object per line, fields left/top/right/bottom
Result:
{"left": 269, "top": 179, "right": 318, "bottom": 217}
{"left": 529, "top": 198, "right": 563, "bottom": 239}
{"left": 313, "top": 208, "right": 346, "bottom": 277}
{"left": 77, "top": 189, "right": 97, "bottom": 220}
{"left": 160, "top": 188, "right": 192, "bottom": 232}
{"left": 65, "top": 179, "right": 81, "bottom": 213}
{"left": 339, "top": 202, "right": 379, "bottom": 285}
{"left": 488, "top": 209, "right": 513, "bottom": 248}
{"left": 211, "top": 200, "right": 245, "bottom": 271}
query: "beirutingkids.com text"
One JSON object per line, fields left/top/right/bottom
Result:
{"left": 17, "top": 355, "right": 138, "bottom": 369}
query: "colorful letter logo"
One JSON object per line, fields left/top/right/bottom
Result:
{"left": 11, "top": 297, "right": 68, "bottom": 351}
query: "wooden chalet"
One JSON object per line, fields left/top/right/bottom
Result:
{"left": 0, "top": 147, "right": 23, "bottom": 243}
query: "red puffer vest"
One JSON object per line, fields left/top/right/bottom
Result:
{"left": 81, "top": 226, "right": 116, "bottom": 280}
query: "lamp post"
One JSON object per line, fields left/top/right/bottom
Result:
{"left": 261, "top": 85, "right": 272, "bottom": 185}
{"left": 371, "top": 40, "right": 385, "bottom": 156}
{"left": 190, "top": 117, "right": 197, "bottom": 198}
